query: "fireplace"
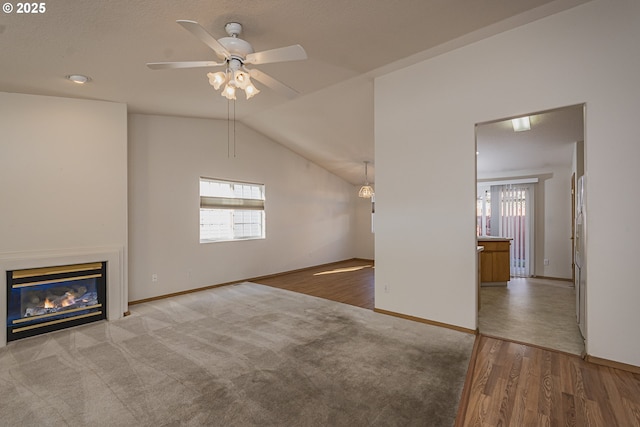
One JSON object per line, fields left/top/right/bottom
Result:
{"left": 6, "top": 262, "right": 107, "bottom": 341}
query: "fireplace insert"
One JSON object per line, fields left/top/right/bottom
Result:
{"left": 6, "top": 262, "right": 107, "bottom": 341}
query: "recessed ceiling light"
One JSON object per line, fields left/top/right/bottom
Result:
{"left": 66, "top": 74, "right": 91, "bottom": 84}
{"left": 511, "top": 116, "right": 531, "bottom": 132}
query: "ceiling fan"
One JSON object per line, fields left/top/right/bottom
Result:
{"left": 147, "top": 20, "right": 307, "bottom": 100}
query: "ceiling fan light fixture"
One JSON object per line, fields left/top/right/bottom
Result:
{"left": 222, "top": 84, "right": 236, "bottom": 100}
{"left": 234, "top": 70, "right": 250, "bottom": 88}
{"left": 244, "top": 83, "right": 260, "bottom": 99}
{"left": 208, "top": 67, "right": 258, "bottom": 100}
{"left": 207, "top": 72, "right": 226, "bottom": 90}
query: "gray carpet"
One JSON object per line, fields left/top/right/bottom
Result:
{"left": 0, "top": 282, "right": 474, "bottom": 426}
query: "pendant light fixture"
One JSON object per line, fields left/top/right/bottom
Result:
{"left": 358, "top": 161, "right": 374, "bottom": 198}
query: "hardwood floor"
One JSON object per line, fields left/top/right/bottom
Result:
{"left": 459, "top": 335, "right": 640, "bottom": 427}
{"left": 253, "top": 258, "right": 374, "bottom": 309}
{"left": 254, "top": 260, "right": 640, "bottom": 426}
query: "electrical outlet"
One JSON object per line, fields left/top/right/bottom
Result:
{"left": 152, "top": 274, "right": 158, "bottom": 282}
{"left": 384, "top": 283, "right": 390, "bottom": 293}
{"left": 544, "top": 259, "right": 550, "bottom": 266}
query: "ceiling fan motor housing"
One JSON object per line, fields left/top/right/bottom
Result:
{"left": 218, "top": 37, "right": 254, "bottom": 61}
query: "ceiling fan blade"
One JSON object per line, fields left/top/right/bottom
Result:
{"left": 245, "top": 45, "right": 307, "bottom": 65}
{"left": 176, "top": 20, "right": 230, "bottom": 60}
{"left": 147, "top": 61, "right": 225, "bottom": 70}
{"left": 248, "top": 68, "right": 299, "bottom": 99}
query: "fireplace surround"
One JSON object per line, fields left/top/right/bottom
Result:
{"left": 0, "top": 247, "right": 126, "bottom": 347}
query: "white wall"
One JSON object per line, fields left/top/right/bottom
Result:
{"left": 0, "top": 92, "right": 128, "bottom": 254}
{"left": 537, "top": 167, "right": 573, "bottom": 279}
{"left": 0, "top": 92, "right": 128, "bottom": 345}
{"left": 375, "top": 0, "right": 640, "bottom": 366}
{"left": 128, "top": 114, "right": 357, "bottom": 301}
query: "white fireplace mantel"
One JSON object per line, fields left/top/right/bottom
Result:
{"left": 0, "top": 246, "right": 127, "bottom": 347}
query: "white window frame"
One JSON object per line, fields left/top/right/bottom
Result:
{"left": 199, "top": 177, "right": 265, "bottom": 243}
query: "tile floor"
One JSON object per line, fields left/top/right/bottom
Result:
{"left": 478, "top": 277, "right": 585, "bottom": 355}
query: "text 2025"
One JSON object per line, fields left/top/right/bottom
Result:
{"left": 17, "top": 2, "right": 46, "bottom": 13}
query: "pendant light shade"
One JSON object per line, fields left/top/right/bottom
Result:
{"left": 358, "top": 161, "right": 374, "bottom": 198}
{"left": 358, "top": 184, "right": 374, "bottom": 198}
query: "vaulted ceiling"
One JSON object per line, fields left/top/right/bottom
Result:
{"left": 0, "top": 0, "right": 591, "bottom": 184}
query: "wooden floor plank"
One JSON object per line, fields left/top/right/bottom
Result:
{"left": 572, "top": 360, "right": 590, "bottom": 427}
{"left": 549, "top": 352, "right": 564, "bottom": 426}
{"left": 622, "top": 398, "right": 640, "bottom": 427}
{"left": 537, "top": 350, "right": 553, "bottom": 419}
{"left": 601, "top": 371, "right": 632, "bottom": 426}
{"left": 496, "top": 342, "right": 523, "bottom": 425}
{"left": 510, "top": 353, "right": 532, "bottom": 426}
{"left": 561, "top": 391, "right": 577, "bottom": 427}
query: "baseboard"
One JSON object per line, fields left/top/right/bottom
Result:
{"left": 128, "top": 281, "right": 234, "bottom": 305}
{"left": 586, "top": 354, "right": 640, "bottom": 375}
{"left": 373, "top": 308, "right": 476, "bottom": 335}
{"left": 530, "top": 275, "right": 573, "bottom": 282}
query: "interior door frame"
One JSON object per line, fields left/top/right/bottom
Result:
{"left": 571, "top": 172, "right": 576, "bottom": 284}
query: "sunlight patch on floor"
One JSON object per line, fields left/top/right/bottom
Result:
{"left": 314, "top": 265, "right": 373, "bottom": 276}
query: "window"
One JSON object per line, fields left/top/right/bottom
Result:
{"left": 476, "top": 186, "right": 492, "bottom": 237}
{"left": 199, "top": 177, "right": 265, "bottom": 243}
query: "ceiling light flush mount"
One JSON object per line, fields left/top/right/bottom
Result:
{"left": 512, "top": 116, "right": 531, "bottom": 132}
{"left": 358, "top": 161, "right": 374, "bottom": 199}
{"left": 66, "top": 74, "right": 91, "bottom": 84}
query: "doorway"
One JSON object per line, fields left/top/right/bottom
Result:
{"left": 475, "top": 104, "right": 585, "bottom": 354}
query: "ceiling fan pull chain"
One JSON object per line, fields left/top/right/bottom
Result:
{"left": 226, "top": 98, "right": 237, "bottom": 158}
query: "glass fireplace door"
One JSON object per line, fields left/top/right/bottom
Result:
{"left": 6, "top": 262, "right": 107, "bottom": 341}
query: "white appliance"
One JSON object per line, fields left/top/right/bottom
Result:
{"left": 575, "top": 176, "right": 587, "bottom": 337}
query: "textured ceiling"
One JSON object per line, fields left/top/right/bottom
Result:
{"left": 0, "top": 0, "right": 590, "bottom": 184}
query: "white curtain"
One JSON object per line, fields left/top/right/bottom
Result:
{"left": 496, "top": 184, "right": 533, "bottom": 277}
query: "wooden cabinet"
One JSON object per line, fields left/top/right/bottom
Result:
{"left": 478, "top": 239, "right": 511, "bottom": 285}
